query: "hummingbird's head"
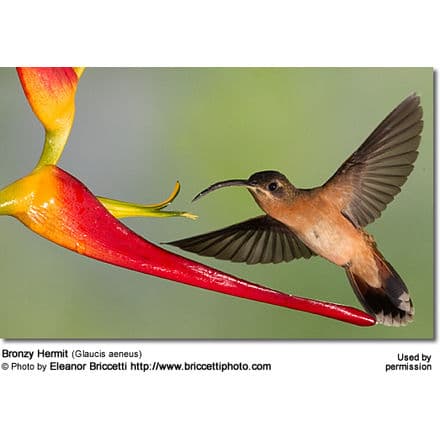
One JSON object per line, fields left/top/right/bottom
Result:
{"left": 245, "top": 170, "right": 296, "bottom": 211}
{"left": 192, "top": 170, "right": 296, "bottom": 212}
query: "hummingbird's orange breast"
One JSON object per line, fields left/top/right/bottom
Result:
{"left": 269, "top": 191, "right": 381, "bottom": 287}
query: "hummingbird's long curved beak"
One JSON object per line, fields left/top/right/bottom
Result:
{"left": 192, "top": 179, "right": 251, "bottom": 202}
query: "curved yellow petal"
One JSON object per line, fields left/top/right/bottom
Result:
{"left": 98, "top": 182, "right": 197, "bottom": 219}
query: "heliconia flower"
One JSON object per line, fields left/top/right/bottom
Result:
{"left": 0, "top": 165, "right": 375, "bottom": 326}
{"left": 16, "top": 67, "right": 196, "bottom": 220}
{"left": 17, "top": 67, "right": 84, "bottom": 168}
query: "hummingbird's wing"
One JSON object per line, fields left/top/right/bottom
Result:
{"left": 321, "top": 94, "right": 423, "bottom": 228}
{"left": 167, "top": 215, "right": 315, "bottom": 264}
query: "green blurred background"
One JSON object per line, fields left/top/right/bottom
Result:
{"left": 0, "top": 68, "right": 433, "bottom": 339}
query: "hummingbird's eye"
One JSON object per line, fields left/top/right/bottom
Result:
{"left": 268, "top": 182, "right": 278, "bottom": 192}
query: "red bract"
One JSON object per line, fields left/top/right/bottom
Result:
{"left": 17, "top": 68, "right": 79, "bottom": 132}
{"left": 16, "top": 68, "right": 83, "bottom": 168}
{"left": 0, "top": 165, "right": 375, "bottom": 326}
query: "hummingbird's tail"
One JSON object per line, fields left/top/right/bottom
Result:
{"left": 345, "top": 253, "right": 414, "bottom": 326}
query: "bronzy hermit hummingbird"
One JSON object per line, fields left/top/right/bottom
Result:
{"left": 169, "top": 95, "right": 423, "bottom": 326}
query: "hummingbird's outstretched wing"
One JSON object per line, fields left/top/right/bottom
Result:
{"left": 321, "top": 94, "right": 423, "bottom": 228}
{"left": 167, "top": 215, "right": 315, "bottom": 264}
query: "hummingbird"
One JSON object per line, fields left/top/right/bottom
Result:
{"left": 168, "top": 94, "right": 423, "bottom": 326}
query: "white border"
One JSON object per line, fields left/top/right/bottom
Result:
{"left": 0, "top": 1, "right": 438, "bottom": 439}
